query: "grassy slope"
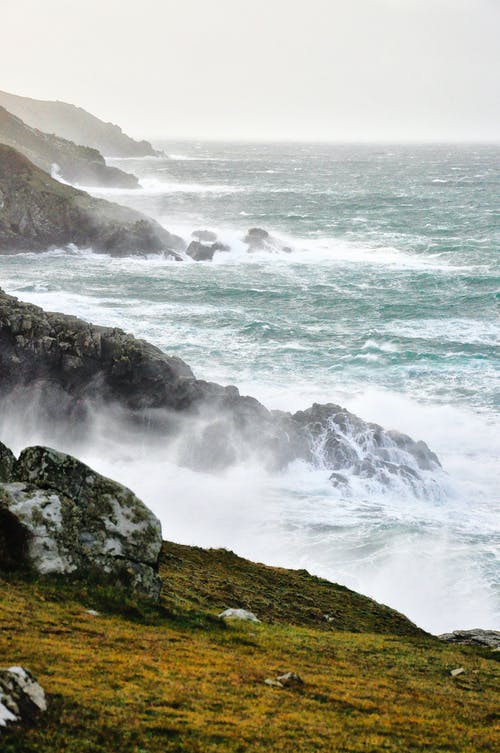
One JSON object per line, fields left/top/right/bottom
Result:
{"left": 0, "top": 542, "right": 498, "bottom": 753}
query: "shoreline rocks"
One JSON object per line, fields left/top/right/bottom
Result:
{"left": 0, "top": 146, "right": 184, "bottom": 256}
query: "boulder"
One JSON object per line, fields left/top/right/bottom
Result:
{"left": 218, "top": 608, "right": 260, "bottom": 622}
{"left": 0, "top": 146, "right": 184, "bottom": 256}
{"left": 439, "top": 630, "right": 500, "bottom": 650}
{"left": 244, "top": 227, "right": 270, "bottom": 250}
{"left": 0, "top": 666, "right": 46, "bottom": 728}
{"left": 0, "top": 445, "right": 163, "bottom": 599}
{"left": 186, "top": 241, "right": 217, "bottom": 262}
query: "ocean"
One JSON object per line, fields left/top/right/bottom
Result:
{"left": 0, "top": 141, "right": 498, "bottom": 633}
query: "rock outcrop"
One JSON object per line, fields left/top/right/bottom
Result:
{"left": 0, "top": 667, "right": 46, "bottom": 728}
{"left": 0, "top": 288, "right": 443, "bottom": 494}
{"left": 0, "top": 442, "right": 163, "bottom": 599}
{"left": 0, "top": 106, "right": 139, "bottom": 188}
{"left": 0, "top": 89, "right": 159, "bottom": 158}
{"left": 438, "top": 630, "right": 500, "bottom": 650}
{"left": 0, "top": 146, "right": 184, "bottom": 256}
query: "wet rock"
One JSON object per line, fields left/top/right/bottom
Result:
{"left": 0, "top": 666, "right": 46, "bottom": 727}
{"left": 244, "top": 227, "right": 270, "bottom": 250}
{"left": 186, "top": 241, "right": 217, "bottom": 261}
{"left": 0, "top": 445, "right": 163, "bottom": 599}
{"left": 192, "top": 229, "right": 217, "bottom": 242}
{"left": 218, "top": 608, "right": 260, "bottom": 622}
{"left": 439, "top": 630, "right": 500, "bottom": 650}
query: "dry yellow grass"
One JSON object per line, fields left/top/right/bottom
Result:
{"left": 0, "top": 542, "right": 498, "bottom": 752}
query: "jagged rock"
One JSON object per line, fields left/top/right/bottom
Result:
{"left": 218, "top": 608, "right": 260, "bottom": 622}
{"left": 0, "top": 667, "right": 46, "bottom": 727}
{"left": 0, "top": 89, "right": 160, "bottom": 158}
{"left": 0, "top": 146, "right": 184, "bottom": 256}
{"left": 0, "top": 444, "right": 163, "bottom": 599}
{"left": 192, "top": 230, "right": 217, "bottom": 242}
{"left": 0, "top": 106, "right": 139, "bottom": 189}
{"left": 244, "top": 227, "right": 270, "bottom": 250}
{"left": 0, "top": 289, "right": 443, "bottom": 490}
{"left": 439, "top": 630, "right": 500, "bottom": 650}
{"left": 186, "top": 241, "right": 216, "bottom": 262}
{"left": 0, "top": 441, "right": 15, "bottom": 482}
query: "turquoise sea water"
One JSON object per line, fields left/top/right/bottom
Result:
{"left": 0, "top": 143, "right": 498, "bottom": 632}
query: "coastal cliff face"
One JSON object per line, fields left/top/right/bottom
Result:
{"left": 0, "top": 106, "right": 139, "bottom": 189}
{"left": 0, "top": 89, "right": 159, "bottom": 158}
{"left": 0, "top": 288, "right": 442, "bottom": 490}
{"left": 0, "top": 146, "right": 184, "bottom": 256}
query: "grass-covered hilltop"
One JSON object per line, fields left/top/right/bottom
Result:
{"left": 0, "top": 537, "right": 499, "bottom": 752}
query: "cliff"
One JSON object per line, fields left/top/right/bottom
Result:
{"left": 0, "top": 106, "right": 139, "bottom": 188}
{"left": 0, "top": 146, "right": 183, "bottom": 256}
{"left": 0, "top": 89, "right": 159, "bottom": 158}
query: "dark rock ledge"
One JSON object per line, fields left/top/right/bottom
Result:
{"left": 0, "top": 288, "right": 442, "bottom": 489}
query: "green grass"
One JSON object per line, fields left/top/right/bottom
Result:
{"left": 0, "top": 541, "right": 498, "bottom": 752}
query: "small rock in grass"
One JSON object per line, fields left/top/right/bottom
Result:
{"left": 85, "top": 609, "right": 100, "bottom": 616}
{"left": 218, "top": 608, "right": 260, "bottom": 622}
{"left": 264, "top": 678, "right": 284, "bottom": 688}
{"left": 450, "top": 667, "right": 465, "bottom": 677}
{"left": 0, "top": 666, "right": 46, "bottom": 727}
{"left": 276, "top": 672, "right": 304, "bottom": 687}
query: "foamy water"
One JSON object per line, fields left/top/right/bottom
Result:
{"left": 0, "top": 141, "right": 498, "bottom": 633}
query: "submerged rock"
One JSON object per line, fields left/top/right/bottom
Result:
{"left": 0, "top": 444, "right": 163, "bottom": 599}
{"left": 0, "top": 145, "right": 184, "bottom": 256}
{"left": 0, "top": 666, "right": 46, "bottom": 728}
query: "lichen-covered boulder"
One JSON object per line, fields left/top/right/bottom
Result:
{"left": 0, "top": 445, "right": 163, "bottom": 599}
{"left": 0, "top": 441, "right": 15, "bottom": 482}
{"left": 0, "top": 666, "right": 46, "bottom": 728}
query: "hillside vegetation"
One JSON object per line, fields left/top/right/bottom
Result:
{"left": 0, "top": 541, "right": 498, "bottom": 753}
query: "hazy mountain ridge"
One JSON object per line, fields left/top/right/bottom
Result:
{"left": 0, "top": 106, "right": 139, "bottom": 189}
{"left": 0, "top": 89, "right": 160, "bottom": 158}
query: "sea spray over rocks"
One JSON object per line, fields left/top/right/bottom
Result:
{"left": 0, "top": 288, "right": 443, "bottom": 499}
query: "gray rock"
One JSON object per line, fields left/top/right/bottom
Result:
{"left": 244, "top": 227, "right": 271, "bottom": 250}
{"left": 0, "top": 146, "right": 184, "bottom": 256}
{"left": 450, "top": 667, "right": 465, "bottom": 677}
{"left": 0, "top": 441, "right": 15, "bottom": 482}
{"left": 218, "top": 608, "right": 260, "bottom": 622}
{"left": 0, "top": 445, "right": 163, "bottom": 599}
{"left": 186, "top": 241, "right": 216, "bottom": 262}
{"left": 0, "top": 289, "right": 443, "bottom": 490}
{"left": 0, "top": 666, "right": 46, "bottom": 728}
{"left": 439, "top": 630, "right": 500, "bottom": 649}
{"left": 276, "top": 672, "right": 304, "bottom": 687}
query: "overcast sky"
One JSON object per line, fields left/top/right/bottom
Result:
{"left": 2, "top": 0, "right": 499, "bottom": 141}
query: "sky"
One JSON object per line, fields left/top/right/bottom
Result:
{"left": 1, "top": 0, "right": 499, "bottom": 141}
